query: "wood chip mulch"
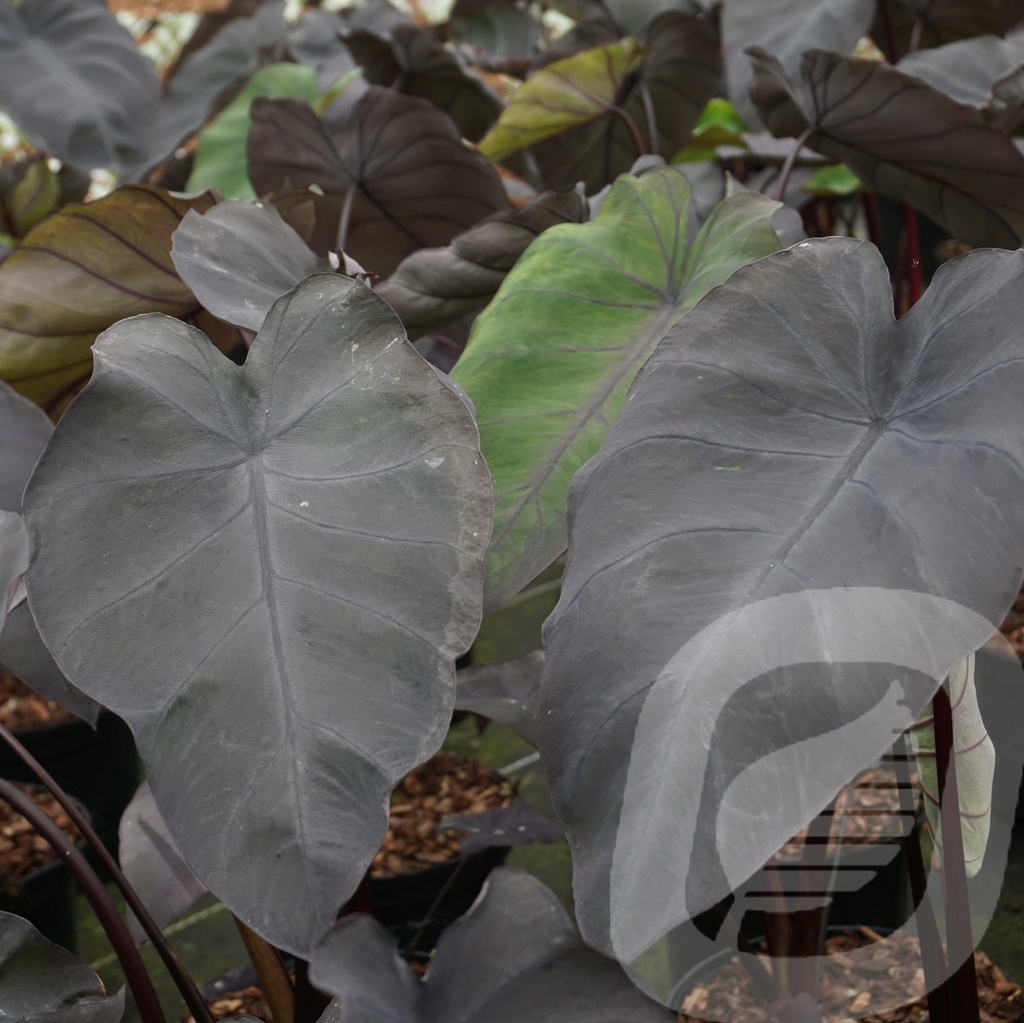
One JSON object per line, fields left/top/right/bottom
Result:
{"left": 0, "top": 669, "right": 74, "bottom": 732}
{"left": 195, "top": 985, "right": 271, "bottom": 1023}
{"left": 370, "top": 750, "right": 514, "bottom": 877}
{"left": 678, "top": 927, "right": 1022, "bottom": 1022}
{"left": 0, "top": 783, "right": 81, "bottom": 896}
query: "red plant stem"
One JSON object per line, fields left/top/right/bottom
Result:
{"left": 609, "top": 104, "right": 646, "bottom": 161}
{"left": 0, "top": 722, "right": 213, "bottom": 1023}
{"left": 234, "top": 917, "right": 295, "bottom": 1023}
{"left": 775, "top": 127, "right": 813, "bottom": 203}
{"left": 0, "top": 778, "right": 167, "bottom": 1023}
{"left": 932, "top": 682, "right": 981, "bottom": 1023}
{"left": 893, "top": 737, "right": 951, "bottom": 1022}
{"left": 903, "top": 204, "right": 924, "bottom": 308}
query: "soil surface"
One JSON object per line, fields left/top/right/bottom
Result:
{"left": 678, "top": 927, "right": 1022, "bottom": 1022}
{"left": 0, "top": 783, "right": 81, "bottom": 895}
{"left": 371, "top": 750, "right": 514, "bottom": 877}
{"left": 0, "top": 670, "right": 74, "bottom": 731}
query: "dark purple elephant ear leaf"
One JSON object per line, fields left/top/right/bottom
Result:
{"left": 344, "top": 24, "right": 503, "bottom": 141}
{"left": 0, "top": 911, "right": 125, "bottom": 1023}
{"left": 871, "top": 0, "right": 1006, "bottom": 59}
{"left": 0, "top": 0, "right": 159, "bottom": 173}
{"left": 747, "top": 47, "right": 1024, "bottom": 248}
{"left": 376, "top": 187, "right": 587, "bottom": 339}
{"left": 247, "top": 89, "right": 509, "bottom": 275}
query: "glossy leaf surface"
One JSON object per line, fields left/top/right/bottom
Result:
{"left": 0, "top": 911, "right": 124, "bottom": 1023}
{"left": 310, "top": 868, "right": 669, "bottom": 1022}
{"left": 721, "top": 0, "right": 875, "bottom": 126}
{"left": 248, "top": 89, "right": 509, "bottom": 274}
{"left": 187, "top": 63, "right": 321, "bottom": 200}
{"left": 25, "top": 275, "right": 492, "bottom": 956}
{"left": 453, "top": 166, "right": 786, "bottom": 611}
{"left": 171, "top": 200, "right": 323, "bottom": 333}
{"left": 377, "top": 188, "right": 587, "bottom": 339}
{"left": 539, "top": 241, "right": 1024, "bottom": 960}
{"left": 748, "top": 48, "right": 1024, "bottom": 248}
{"left": 529, "top": 10, "right": 721, "bottom": 191}
{"left": 0, "top": 0, "right": 159, "bottom": 172}
{"left": 0, "top": 185, "right": 216, "bottom": 407}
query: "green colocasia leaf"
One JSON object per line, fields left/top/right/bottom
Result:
{"left": 911, "top": 652, "right": 995, "bottom": 876}
{"left": 187, "top": 62, "right": 321, "bottom": 200}
{"left": 673, "top": 98, "right": 748, "bottom": 163}
{"left": 0, "top": 157, "right": 61, "bottom": 238}
{"left": 25, "top": 274, "right": 492, "bottom": 957}
{"left": 452, "top": 166, "right": 787, "bottom": 612}
{"left": 477, "top": 38, "right": 646, "bottom": 164}
{"left": 803, "top": 163, "right": 862, "bottom": 196}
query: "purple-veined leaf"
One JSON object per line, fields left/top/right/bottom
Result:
{"left": 0, "top": 185, "right": 216, "bottom": 408}
{"left": 343, "top": 24, "right": 503, "bottom": 142}
{"left": 0, "top": 0, "right": 159, "bottom": 173}
{"left": 247, "top": 89, "right": 509, "bottom": 274}
{"left": 539, "top": 241, "right": 1024, "bottom": 964}
{"left": 721, "top": 0, "right": 875, "bottom": 127}
{"left": 748, "top": 47, "right": 1024, "bottom": 248}
{"left": 24, "top": 274, "right": 492, "bottom": 957}
{"left": 376, "top": 187, "right": 587, "bottom": 340}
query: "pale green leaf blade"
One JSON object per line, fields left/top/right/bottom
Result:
{"left": 452, "top": 166, "right": 787, "bottom": 610}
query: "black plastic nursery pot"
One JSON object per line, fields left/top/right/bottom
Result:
{"left": 370, "top": 844, "right": 510, "bottom": 953}
{"left": 0, "top": 709, "right": 139, "bottom": 861}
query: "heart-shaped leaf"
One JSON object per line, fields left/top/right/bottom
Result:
{"left": 24, "top": 274, "right": 492, "bottom": 957}
{"left": 0, "top": 911, "right": 125, "bottom": 1023}
{"left": 721, "top": 0, "right": 875, "bottom": 127}
{"left": 187, "top": 62, "right": 321, "bottom": 200}
{"left": 452, "top": 166, "right": 787, "bottom": 611}
{"left": 0, "top": 185, "right": 216, "bottom": 408}
{"left": 310, "top": 867, "right": 670, "bottom": 1022}
{"left": 127, "top": 1, "right": 288, "bottom": 179}
{"left": 748, "top": 47, "right": 1024, "bottom": 248}
{"left": 527, "top": 10, "right": 722, "bottom": 192}
{"left": 438, "top": 801, "right": 564, "bottom": 853}
{"left": 455, "top": 650, "right": 545, "bottom": 745}
{"left": 871, "top": 0, "right": 1007, "bottom": 59}
{"left": 376, "top": 187, "right": 587, "bottom": 340}
{"left": 911, "top": 652, "right": 995, "bottom": 876}
{"left": 171, "top": 200, "right": 324, "bottom": 333}
{"left": 539, "top": 241, "right": 1024, "bottom": 962}
{"left": 344, "top": 24, "right": 503, "bottom": 142}
{"left": 247, "top": 89, "right": 510, "bottom": 274}
{"left": 0, "top": 0, "right": 159, "bottom": 173}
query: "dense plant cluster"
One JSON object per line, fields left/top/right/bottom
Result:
{"left": 2, "top": 0, "right": 1024, "bottom": 1020}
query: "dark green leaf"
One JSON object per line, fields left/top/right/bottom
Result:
{"left": 377, "top": 187, "right": 587, "bottom": 340}
{"left": 748, "top": 47, "right": 1024, "bottom": 248}
{"left": 453, "top": 167, "right": 786, "bottom": 611}
{"left": 539, "top": 241, "right": 1024, "bottom": 963}
{"left": 0, "top": 911, "right": 124, "bottom": 1023}
{"left": 247, "top": 89, "right": 509, "bottom": 274}
{"left": 0, "top": 0, "right": 159, "bottom": 172}
{"left": 25, "top": 274, "right": 491, "bottom": 957}
{"left": 0, "top": 185, "right": 216, "bottom": 408}
{"left": 0, "top": 158, "right": 61, "bottom": 239}
{"left": 171, "top": 200, "right": 324, "bottom": 333}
